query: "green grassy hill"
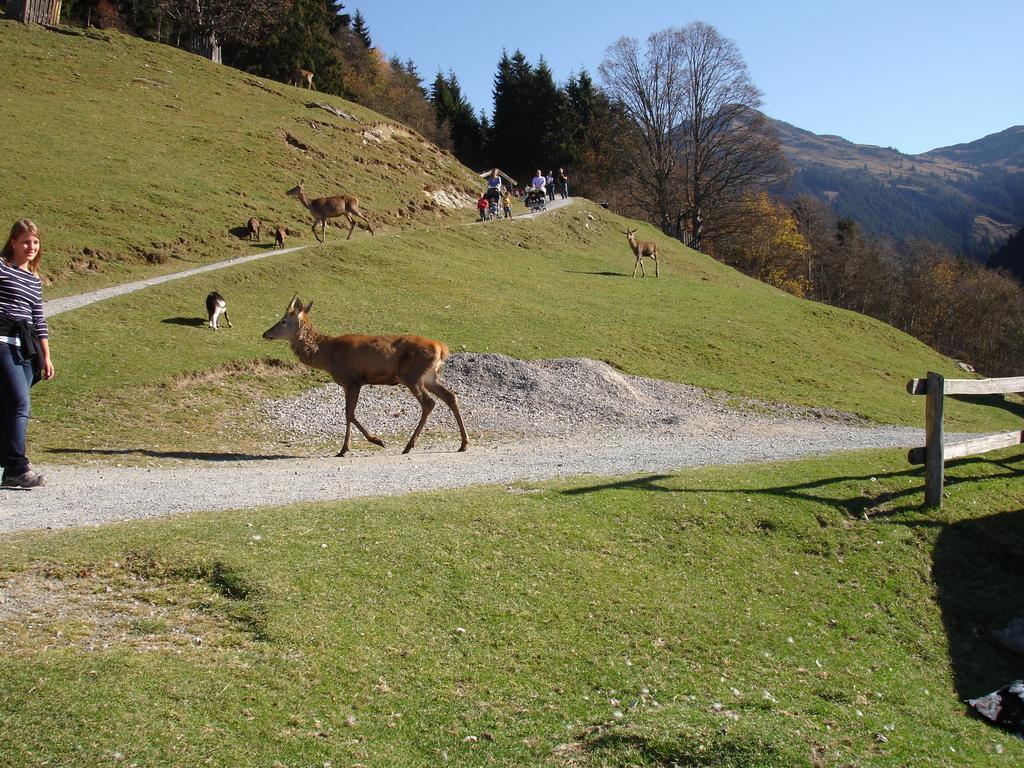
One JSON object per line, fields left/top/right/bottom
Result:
{"left": 0, "top": 22, "right": 482, "bottom": 297}
{"left": 1, "top": 24, "right": 1023, "bottom": 768}
{"left": 2, "top": 23, "right": 1015, "bottom": 457}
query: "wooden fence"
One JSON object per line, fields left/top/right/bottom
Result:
{"left": 6, "top": 0, "right": 62, "bottom": 25}
{"left": 906, "top": 372, "right": 1024, "bottom": 507}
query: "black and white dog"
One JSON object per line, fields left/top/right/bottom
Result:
{"left": 206, "top": 291, "right": 233, "bottom": 330}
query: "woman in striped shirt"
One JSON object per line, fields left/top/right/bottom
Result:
{"left": 0, "top": 219, "right": 54, "bottom": 488}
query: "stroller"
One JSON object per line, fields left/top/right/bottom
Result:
{"left": 484, "top": 187, "right": 502, "bottom": 221}
{"left": 525, "top": 187, "right": 546, "bottom": 212}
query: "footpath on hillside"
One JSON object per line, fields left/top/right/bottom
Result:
{"left": 44, "top": 198, "right": 575, "bottom": 317}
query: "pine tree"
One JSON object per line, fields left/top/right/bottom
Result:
{"left": 351, "top": 9, "right": 372, "bottom": 48}
{"left": 222, "top": 0, "right": 346, "bottom": 91}
{"left": 430, "top": 70, "right": 485, "bottom": 169}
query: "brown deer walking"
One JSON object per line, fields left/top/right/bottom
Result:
{"left": 274, "top": 226, "right": 286, "bottom": 248}
{"left": 625, "top": 228, "right": 660, "bottom": 277}
{"left": 286, "top": 181, "right": 374, "bottom": 243}
{"left": 290, "top": 68, "right": 315, "bottom": 90}
{"left": 263, "top": 296, "right": 469, "bottom": 456}
{"left": 246, "top": 217, "right": 262, "bottom": 242}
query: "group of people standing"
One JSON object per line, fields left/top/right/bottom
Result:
{"left": 530, "top": 168, "right": 569, "bottom": 201}
{"left": 478, "top": 166, "right": 571, "bottom": 221}
{"left": 478, "top": 169, "right": 514, "bottom": 221}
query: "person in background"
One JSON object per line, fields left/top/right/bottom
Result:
{"left": 558, "top": 167, "right": 569, "bottom": 199}
{"left": 531, "top": 170, "right": 546, "bottom": 192}
{"left": 477, "top": 193, "right": 489, "bottom": 221}
{"left": 545, "top": 170, "right": 555, "bottom": 201}
{"left": 486, "top": 168, "right": 503, "bottom": 194}
{"left": 502, "top": 191, "right": 513, "bottom": 219}
{"left": 0, "top": 219, "right": 54, "bottom": 489}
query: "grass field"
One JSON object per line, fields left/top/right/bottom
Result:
{"left": 1, "top": 22, "right": 1022, "bottom": 768}
{"left": 1, "top": 450, "right": 1022, "bottom": 767}
{"left": 0, "top": 22, "right": 480, "bottom": 297}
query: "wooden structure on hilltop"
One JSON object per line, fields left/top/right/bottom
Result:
{"left": 6, "top": 0, "right": 62, "bottom": 25}
{"left": 477, "top": 168, "right": 518, "bottom": 188}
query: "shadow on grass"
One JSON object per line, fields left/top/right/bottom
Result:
{"left": 560, "top": 454, "right": 1024, "bottom": 520}
{"left": 563, "top": 269, "right": 627, "bottom": 278}
{"left": 563, "top": 474, "right": 675, "bottom": 495}
{"left": 46, "top": 447, "right": 301, "bottom": 462}
{"left": 951, "top": 392, "right": 1024, "bottom": 420}
{"left": 161, "top": 316, "right": 207, "bottom": 327}
{"left": 932, "top": 507, "right": 1024, "bottom": 701}
{"left": 581, "top": 730, "right": 796, "bottom": 767}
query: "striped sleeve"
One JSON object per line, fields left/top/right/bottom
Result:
{"left": 0, "top": 261, "right": 48, "bottom": 339}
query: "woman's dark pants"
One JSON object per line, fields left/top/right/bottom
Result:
{"left": 0, "top": 343, "right": 33, "bottom": 477}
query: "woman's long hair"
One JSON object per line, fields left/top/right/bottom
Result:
{"left": 1, "top": 219, "right": 42, "bottom": 276}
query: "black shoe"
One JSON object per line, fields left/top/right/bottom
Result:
{"left": 2, "top": 469, "right": 46, "bottom": 488}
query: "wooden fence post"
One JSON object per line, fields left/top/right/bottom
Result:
{"left": 924, "top": 371, "right": 945, "bottom": 507}
{"left": 6, "top": 0, "right": 63, "bottom": 25}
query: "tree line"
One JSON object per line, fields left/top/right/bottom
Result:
{"left": 716, "top": 193, "right": 1024, "bottom": 376}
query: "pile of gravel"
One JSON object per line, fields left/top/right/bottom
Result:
{"left": 261, "top": 352, "right": 874, "bottom": 445}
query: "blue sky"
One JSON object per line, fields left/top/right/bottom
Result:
{"left": 362, "top": 0, "right": 1022, "bottom": 155}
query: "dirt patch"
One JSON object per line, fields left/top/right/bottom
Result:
{"left": 362, "top": 121, "right": 415, "bottom": 143}
{"left": 0, "top": 559, "right": 259, "bottom": 656}
{"left": 164, "top": 357, "right": 304, "bottom": 392}
{"left": 423, "top": 185, "right": 475, "bottom": 211}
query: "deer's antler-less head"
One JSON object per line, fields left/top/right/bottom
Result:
{"left": 263, "top": 295, "right": 313, "bottom": 340}
{"left": 285, "top": 181, "right": 305, "bottom": 199}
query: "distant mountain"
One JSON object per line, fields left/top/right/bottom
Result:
{"left": 769, "top": 119, "right": 1024, "bottom": 257}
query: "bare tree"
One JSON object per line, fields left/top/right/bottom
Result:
{"left": 600, "top": 23, "right": 787, "bottom": 249}
{"left": 599, "top": 30, "right": 686, "bottom": 235}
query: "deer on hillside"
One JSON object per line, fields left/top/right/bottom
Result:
{"left": 246, "top": 216, "right": 262, "bottom": 242}
{"left": 206, "top": 291, "right": 232, "bottom": 330}
{"left": 625, "top": 229, "right": 660, "bottom": 278}
{"left": 290, "top": 68, "right": 315, "bottom": 90}
{"left": 274, "top": 225, "right": 286, "bottom": 248}
{"left": 263, "top": 296, "right": 469, "bottom": 456}
{"left": 286, "top": 181, "right": 375, "bottom": 243}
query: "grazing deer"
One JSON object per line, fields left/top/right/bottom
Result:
{"left": 290, "top": 68, "right": 315, "bottom": 90}
{"left": 625, "top": 228, "right": 660, "bottom": 278}
{"left": 274, "top": 226, "right": 286, "bottom": 248}
{"left": 246, "top": 217, "right": 261, "bottom": 242}
{"left": 263, "top": 296, "right": 469, "bottom": 456}
{"left": 286, "top": 180, "right": 374, "bottom": 243}
{"left": 206, "top": 291, "right": 232, "bottom": 330}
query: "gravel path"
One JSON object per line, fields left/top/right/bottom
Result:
{"left": 43, "top": 245, "right": 309, "bottom": 318}
{"left": 1, "top": 353, "right": 930, "bottom": 534}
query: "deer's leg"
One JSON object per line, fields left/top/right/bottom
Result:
{"left": 222, "top": 309, "right": 233, "bottom": 328}
{"left": 354, "top": 210, "right": 374, "bottom": 235}
{"left": 402, "top": 385, "right": 435, "bottom": 454}
{"left": 639, "top": 256, "right": 647, "bottom": 278}
{"left": 312, "top": 219, "right": 323, "bottom": 244}
{"left": 632, "top": 256, "right": 640, "bottom": 278}
{"left": 654, "top": 253, "right": 660, "bottom": 278}
{"left": 346, "top": 214, "right": 357, "bottom": 240}
{"left": 338, "top": 386, "right": 354, "bottom": 457}
{"left": 338, "top": 384, "right": 384, "bottom": 457}
{"left": 427, "top": 380, "right": 469, "bottom": 452}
